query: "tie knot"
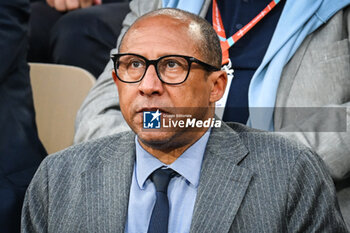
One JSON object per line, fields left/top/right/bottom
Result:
{"left": 151, "top": 168, "right": 175, "bottom": 193}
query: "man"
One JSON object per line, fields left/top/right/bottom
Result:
{"left": 0, "top": 0, "right": 47, "bottom": 232}
{"left": 22, "top": 8, "right": 347, "bottom": 232}
{"left": 74, "top": 0, "right": 350, "bottom": 227}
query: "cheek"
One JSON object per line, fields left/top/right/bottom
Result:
{"left": 117, "top": 86, "right": 126, "bottom": 107}
{"left": 117, "top": 85, "right": 135, "bottom": 117}
{"left": 186, "top": 80, "right": 211, "bottom": 105}
{"left": 118, "top": 83, "right": 137, "bottom": 102}
{"left": 166, "top": 85, "right": 210, "bottom": 109}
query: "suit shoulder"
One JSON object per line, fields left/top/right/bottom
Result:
{"left": 223, "top": 123, "right": 330, "bottom": 188}
{"left": 41, "top": 131, "right": 135, "bottom": 175}
{"left": 225, "top": 122, "right": 318, "bottom": 163}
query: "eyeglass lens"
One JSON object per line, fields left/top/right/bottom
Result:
{"left": 116, "top": 55, "right": 189, "bottom": 84}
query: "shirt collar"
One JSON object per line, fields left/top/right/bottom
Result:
{"left": 135, "top": 130, "right": 211, "bottom": 189}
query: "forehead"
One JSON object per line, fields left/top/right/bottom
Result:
{"left": 120, "top": 15, "right": 202, "bottom": 58}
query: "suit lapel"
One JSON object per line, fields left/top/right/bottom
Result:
{"left": 190, "top": 124, "right": 253, "bottom": 233}
{"left": 274, "top": 35, "right": 313, "bottom": 129}
{"left": 80, "top": 132, "right": 136, "bottom": 232}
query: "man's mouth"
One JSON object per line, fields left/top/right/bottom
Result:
{"left": 137, "top": 107, "right": 169, "bottom": 114}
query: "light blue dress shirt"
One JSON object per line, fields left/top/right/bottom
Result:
{"left": 125, "top": 130, "right": 210, "bottom": 233}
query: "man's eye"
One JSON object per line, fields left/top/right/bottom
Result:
{"left": 131, "top": 61, "right": 143, "bottom": 68}
{"left": 165, "top": 60, "right": 179, "bottom": 68}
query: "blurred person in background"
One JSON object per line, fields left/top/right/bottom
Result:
{"left": 28, "top": 0, "right": 130, "bottom": 77}
{"left": 0, "top": 0, "right": 47, "bottom": 232}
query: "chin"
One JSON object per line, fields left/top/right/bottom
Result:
{"left": 137, "top": 131, "right": 179, "bottom": 150}
{"left": 137, "top": 131, "right": 171, "bottom": 143}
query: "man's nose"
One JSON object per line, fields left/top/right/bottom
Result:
{"left": 138, "top": 65, "right": 164, "bottom": 96}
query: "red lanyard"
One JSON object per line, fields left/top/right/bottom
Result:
{"left": 212, "top": 0, "right": 282, "bottom": 65}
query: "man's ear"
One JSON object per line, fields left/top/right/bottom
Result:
{"left": 209, "top": 70, "right": 227, "bottom": 103}
{"left": 112, "top": 70, "right": 118, "bottom": 86}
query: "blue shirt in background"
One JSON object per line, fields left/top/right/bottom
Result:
{"left": 205, "top": 0, "right": 285, "bottom": 124}
{"left": 125, "top": 130, "right": 211, "bottom": 233}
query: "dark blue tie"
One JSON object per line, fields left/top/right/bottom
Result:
{"left": 147, "top": 168, "right": 175, "bottom": 233}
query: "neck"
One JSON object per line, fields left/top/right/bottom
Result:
{"left": 138, "top": 129, "right": 208, "bottom": 164}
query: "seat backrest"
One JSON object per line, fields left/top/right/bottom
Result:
{"left": 29, "top": 63, "right": 96, "bottom": 154}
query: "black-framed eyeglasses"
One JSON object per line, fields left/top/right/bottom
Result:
{"left": 111, "top": 53, "right": 220, "bottom": 85}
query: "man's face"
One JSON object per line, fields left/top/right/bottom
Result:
{"left": 114, "top": 15, "right": 223, "bottom": 149}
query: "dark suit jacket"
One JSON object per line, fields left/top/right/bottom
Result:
{"left": 0, "top": 0, "right": 46, "bottom": 232}
{"left": 22, "top": 123, "right": 347, "bottom": 232}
